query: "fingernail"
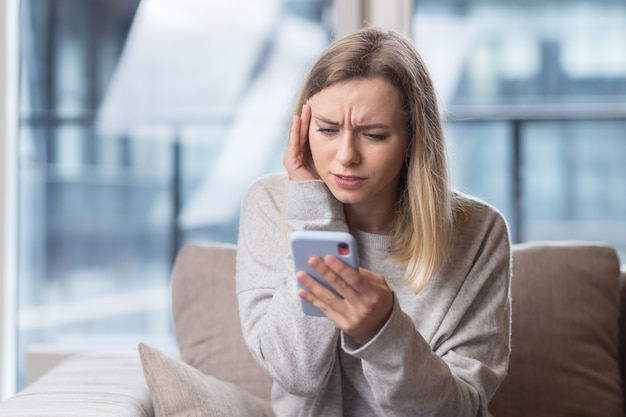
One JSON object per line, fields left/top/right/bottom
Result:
{"left": 309, "top": 256, "right": 321, "bottom": 267}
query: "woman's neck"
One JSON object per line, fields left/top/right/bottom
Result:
{"left": 344, "top": 203, "right": 395, "bottom": 236}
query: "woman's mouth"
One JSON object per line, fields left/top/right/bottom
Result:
{"left": 333, "top": 174, "right": 366, "bottom": 189}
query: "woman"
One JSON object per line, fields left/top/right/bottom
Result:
{"left": 236, "top": 26, "right": 511, "bottom": 417}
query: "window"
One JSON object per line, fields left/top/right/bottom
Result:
{"left": 8, "top": 0, "right": 625, "bottom": 394}
{"left": 413, "top": 0, "right": 626, "bottom": 257}
{"left": 1, "top": 0, "right": 19, "bottom": 400}
{"left": 16, "top": 0, "right": 334, "bottom": 390}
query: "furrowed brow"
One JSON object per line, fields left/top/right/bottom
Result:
{"left": 313, "top": 116, "right": 340, "bottom": 125}
{"left": 357, "top": 123, "right": 390, "bottom": 130}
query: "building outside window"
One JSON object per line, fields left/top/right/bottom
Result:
{"left": 413, "top": 0, "right": 626, "bottom": 249}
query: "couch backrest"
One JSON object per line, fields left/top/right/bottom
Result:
{"left": 170, "top": 243, "right": 273, "bottom": 401}
{"left": 619, "top": 266, "right": 626, "bottom": 400}
{"left": 490, "top": 242, "right": 625, "bottom": 417}
{"left": 170, "top": 242, "right": 626, "bottom": 414}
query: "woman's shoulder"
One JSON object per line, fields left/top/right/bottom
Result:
{"left": 451, "top": 191, "right": 509, "bottom": 236}
{"left": 244, "top": 172, "right": 288, "bottom": 198}
{"left": 241, "top": 172, "right": 288, "bottom": 212}
{"left": 249, "top": 171, "right": 288, "bottom": 188}
{"left": 446, "top": 191, "right": 511, "bottom": 274}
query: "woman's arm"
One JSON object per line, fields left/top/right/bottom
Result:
{"left": 236, "top": 174, "right": 347, "bottom": 396}
{"left": 342, "top": 207, "right": 512, "bottom": 416}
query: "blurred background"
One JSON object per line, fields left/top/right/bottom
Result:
{"left": 9, "top": 0, "right": 626, "bottom": 390}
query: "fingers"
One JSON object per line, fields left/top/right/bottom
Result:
{"left": 323, "top": 255, "right": 366, "bottom": 292}
{"left": 297, "top": 271, "right": 338, "bottom": 316}
{"left": 309, "top": 255, "right": 358, "bottom": 299}
{"left": 283, "top": 103, "right": 315, "bottom": 181}
{"left": 296, "top": 256, "right": 353, "bottom": 317}
{"left": 284, "top": 112, "right": 302, "bottom": 165}
{"left": 297, "top": 256, "right": 394, "bottom": 341}
{"left": 296, "top": 255, "right": 371, "bottom": 316}
{"left": 299, "top": 103, "right": 311, "bottom": 150}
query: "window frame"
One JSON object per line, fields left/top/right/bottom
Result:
{"left": 0, "top": 0, "right": 19, "bottom": 401}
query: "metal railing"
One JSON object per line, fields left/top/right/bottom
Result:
{"left": 445, "top": 101, "right": 626, "bottom": 243}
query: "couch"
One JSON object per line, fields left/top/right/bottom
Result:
{"left": 1, "top": 241, "right": 625, "bottom": 416}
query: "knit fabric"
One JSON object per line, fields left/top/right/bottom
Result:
{"left": 236, "top": 173, "right": 511, "bottom": 417}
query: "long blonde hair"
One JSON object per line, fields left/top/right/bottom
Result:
{"left": 294, "top": 27, "right": 457, "bottom": 293}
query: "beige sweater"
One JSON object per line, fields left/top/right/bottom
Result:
{"left": 236, "top": 173, "right": 511, "bottom": 417}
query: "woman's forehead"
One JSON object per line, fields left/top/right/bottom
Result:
{"left": 309, "top": 78, "right": 404, "bottom": 123}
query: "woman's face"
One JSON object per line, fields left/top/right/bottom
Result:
{"left": 308, "top": 77, "right": 409, "bottom": 216}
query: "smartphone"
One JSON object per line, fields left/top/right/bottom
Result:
{"left": 289, "top": 230, "right": 360, "bottom": 316}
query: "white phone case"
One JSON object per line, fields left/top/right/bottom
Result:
{"left": 289, "top": 230, "right": 360, "bottom": 316}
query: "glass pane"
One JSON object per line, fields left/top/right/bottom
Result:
{"left": 413, "top": 0, "right": 626, "bottom": 106}
{"left": 522, "top": 120, "right": 626, "bottom": 258}
{"left": 413, "top": 0, "right": 626, "bottom": 260}
{"left": 446, "top": 121, "right": 514, "bottom": 228}
{"left": 17, "top": 0, "right": 332, "bottom": 389}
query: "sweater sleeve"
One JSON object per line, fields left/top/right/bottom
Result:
{"left": 236, "top": 175, "right": 348, "bottom": 397}
{"left": 341, "top": 207, "right": 511, "bottom": 417}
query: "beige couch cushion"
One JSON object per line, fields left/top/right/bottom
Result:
{"left": 619, "top": 259, "right": 626, "bottom": 402}
{"left": 170, "top": 243, "right": 272, "bottom": 401}
{"left": 138, "top": 343, "right": 273, "bottom": 417}
{"left": 0, "top": 352, "right": 153, "bottom": 417}
{"left": 490, "top": 242, "right": 624, "bottom": 417}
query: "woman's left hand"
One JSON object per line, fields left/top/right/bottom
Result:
{"left": 297, "top": 255, "right": 394, "bottom": 342}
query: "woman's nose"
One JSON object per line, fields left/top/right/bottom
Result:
{"left": 335, "top": 132, "right": 360, "bottom": 166}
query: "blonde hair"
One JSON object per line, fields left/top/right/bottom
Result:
{"left": 294, "top": 27, "right": 459, "bottom": 293}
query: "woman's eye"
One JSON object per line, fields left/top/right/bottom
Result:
{"left": 317, "top": 128, "right": 337, "bottom": 136}
{"left": 364, "top": 133, "right": 387, "bottom": 141}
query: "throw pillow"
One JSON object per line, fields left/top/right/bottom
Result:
{"left": 138, "top": 343, "right": 274, "bottom": 417}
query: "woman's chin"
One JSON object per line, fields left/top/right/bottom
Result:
{"left": 328, "top": 189, "right": 364, "bottom": 205}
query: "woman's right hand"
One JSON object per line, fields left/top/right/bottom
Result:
{"left": 283, "top": 103, "right": 319, "bottom": 181}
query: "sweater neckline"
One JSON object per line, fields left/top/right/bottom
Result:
{"left": 351, "top": 228, "right": 393, "bottom": 250}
